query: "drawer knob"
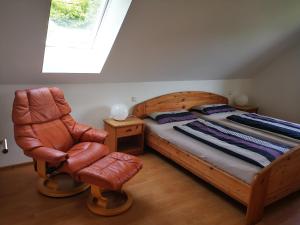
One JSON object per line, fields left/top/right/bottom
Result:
{"left": 126, "top": 128, "right": 132, "bottom": 132}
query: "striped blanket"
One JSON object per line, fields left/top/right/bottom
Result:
{"left": 227, "top": 113, "right": 300, "bottom": 140}
{"left": 174, "top": 119, "right": 292, "bottom": 167}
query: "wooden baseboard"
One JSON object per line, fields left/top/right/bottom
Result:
{"left": 0, "top": 161, "right": 33, "bottom": 171}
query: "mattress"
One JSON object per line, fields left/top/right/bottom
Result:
{"left": 194, "top": 111, "right": 300, "bottom": 146}
{"left": 144, "top": 118, "right": 261, "bottom": 184}
{"left": 227, "top": 113, "right": 300, "bottom": 141}
{"left": 174, "top": 119, "right": 292, "bottom": 168}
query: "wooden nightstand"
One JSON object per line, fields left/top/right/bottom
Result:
{"left": 103, "top": 117, "right": 144, "bottom": 155}
{"left": 233, "top": 105, "right": 259, "bottom": 113}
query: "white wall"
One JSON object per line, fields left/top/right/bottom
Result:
{"left": 0, "top": 79, "right": 251, "bottom": 167}
{"left": 251, "top": 41, "right": 300, "bottom": 123}
{"left": 1, "top": 0, "right": 300, "bottom": 84}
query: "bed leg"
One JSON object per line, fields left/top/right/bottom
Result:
{"left": 246, "top": 202, "right": 264, "bottom": 225}
{"left": 246, "top": 171, "right": 270, "bottom": 225}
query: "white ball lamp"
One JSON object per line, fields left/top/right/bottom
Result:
{"left": 234, "top": 94, "right": 249, "bottom": 107}
{"left": 110, "top": 104, "right": 129, "bottom": 121}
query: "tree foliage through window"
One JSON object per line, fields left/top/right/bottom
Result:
{"left": 50, "top": 0, "right": 103, "bottom": 27}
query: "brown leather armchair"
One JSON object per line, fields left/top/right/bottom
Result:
{"left": 12, "top": 87, "right": 110, "bottom": 197}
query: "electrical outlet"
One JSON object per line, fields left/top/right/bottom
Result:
{"left": 131, "top": 96, "right": 137, "bottom": 102}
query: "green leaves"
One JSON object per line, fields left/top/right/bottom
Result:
{"left": 50, "top": 0, "right": 101, "bottom": 28}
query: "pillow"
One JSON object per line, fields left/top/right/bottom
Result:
{"left": 190, "top": 104, "right": 235, "bottom": 115}
{"left": 149, "top": 110, "right": 197, "bottom": 124}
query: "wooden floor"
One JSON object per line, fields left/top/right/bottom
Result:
{"left": 1, "top": 150, "right": 300, "bottom": 225}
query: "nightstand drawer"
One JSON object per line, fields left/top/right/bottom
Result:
{"left": 116, "top": 125, "right": 142, "bottom": 138}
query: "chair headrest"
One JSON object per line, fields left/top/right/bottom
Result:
{"left": 12, "top": 87, "right": 71, "bottom": 125}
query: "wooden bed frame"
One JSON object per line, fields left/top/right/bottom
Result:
{"left": 132, "top": 91, "right": 300, "bottom": 225}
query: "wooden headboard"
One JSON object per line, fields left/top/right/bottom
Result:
{"left": 132, "top": 91, "right": 228, "bottom": 118}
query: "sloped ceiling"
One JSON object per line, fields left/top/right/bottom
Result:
{"left": 0, "top": 0, "right": 300, "bottom": 84}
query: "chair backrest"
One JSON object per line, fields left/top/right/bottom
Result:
{"left": 12, "top": 87, "right": 74, "bottom": 153}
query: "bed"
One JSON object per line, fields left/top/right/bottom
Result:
{"left": 132, "top": 91, "right": 300, "bottom": 225}
{"left": 194, "top": 110, "right": 300, "bottom": 145}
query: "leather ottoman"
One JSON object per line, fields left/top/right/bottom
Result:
{"left": 77, "top": 152, "right": 142, "bottom": 216}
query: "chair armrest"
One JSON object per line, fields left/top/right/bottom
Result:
{"left": 61, "top": 115, "right": 108, "bottom": 143}
{"left": 30, "top": 147, "right": 68, "bottom": 164}
{"left": 80, "top": 128, "right": 108, "bottom": 143}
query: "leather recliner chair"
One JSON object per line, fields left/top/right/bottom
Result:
{"left": 12, "top": 87, "right": 110, "bottom": 197}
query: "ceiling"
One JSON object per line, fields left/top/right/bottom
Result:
{"left": 0, "top": 0, "right": 300, "bottom": 84}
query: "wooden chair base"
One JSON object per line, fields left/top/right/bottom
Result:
{"left": 37, "top": 173, "right": 90, "bottom": 198}
{"left": 87, "top": 186, "right": 133, "bottom": 216}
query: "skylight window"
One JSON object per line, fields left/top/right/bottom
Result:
{"left": 42, "top": 0, "right": 132, "bottom": 74}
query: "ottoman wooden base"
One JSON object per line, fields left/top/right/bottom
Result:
{"left": 77, "top": 152, "right": 143, "bottom": 216}
{"left": 87, "top": 185, "right": 133, "bottom": 216}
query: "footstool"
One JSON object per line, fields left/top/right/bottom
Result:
{"left": 77, "top": 152, "right": 142, "bottom": 216}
